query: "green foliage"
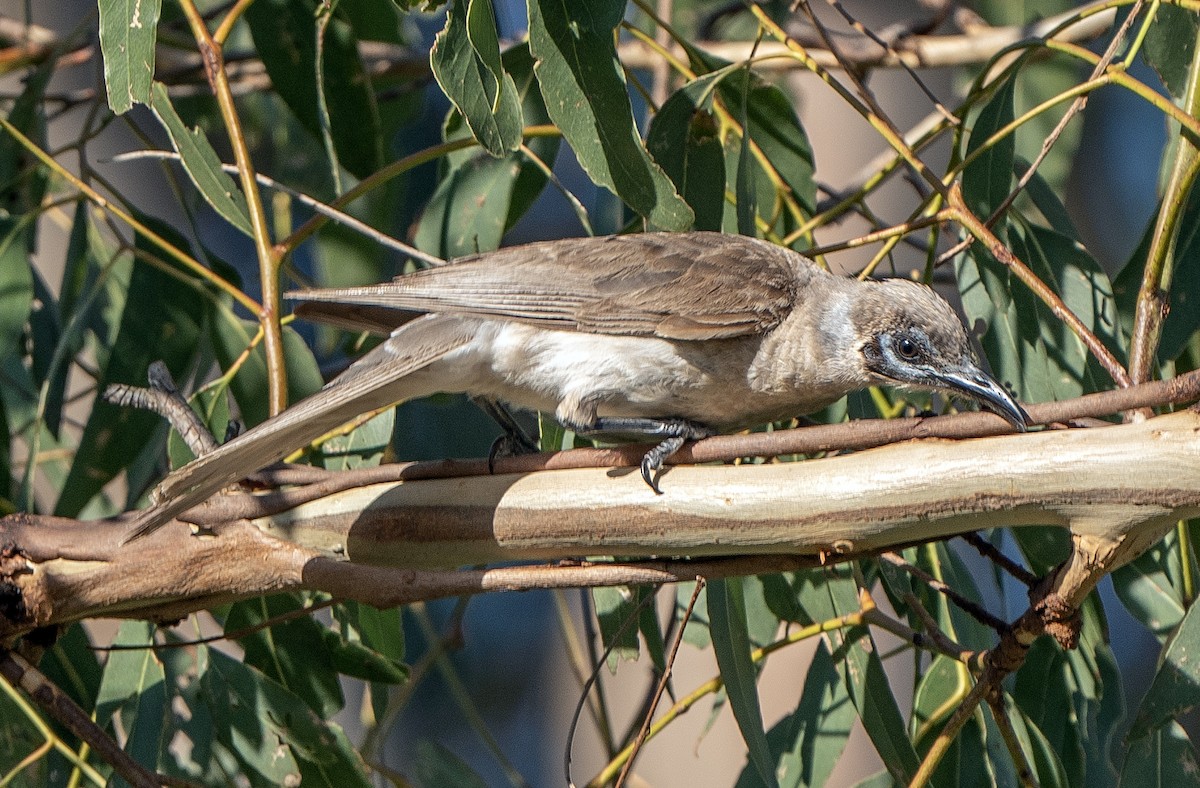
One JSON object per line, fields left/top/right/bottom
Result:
{"left": 4, "top": 1, "right": 1200, "bottom": 786}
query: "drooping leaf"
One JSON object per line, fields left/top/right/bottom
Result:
{"left": 1131, "top": 587, "right": 1200, "bottom": 736}
{"left": 55, "top": 215, "right": 207, "bottom": 517}
{"left": 201, "top": 649, "right": 371, "bottom": 786}
{"left": 527, "top": 0, "right": 692, "bottom": 230}
{"left": 97, "top": 0, "right": 162, "bottom": 114}
{"left": 224, "top": 594, "right": 346, "bottom": 718}
{"left": 416, "top": 43, "right": 559, "bottom": 258}
{"left": 708, "top": 577, "right": 777, "bottom": 788}
{"left": 647, "top": 79, "right": 726, "bottom": 231}
{"left": 1115, "top": 186, "right": 1200, "bottom": 365}
{"left": 245, "top": 0, "right": 382, "bottom": 179}
{"left": 734, "top": 641, "right": 853, "bottom": 788}
{"left": 430, "top": 0, "right": 523, "bottom": 156}
{"left": 1120, "top": 719, "right": 1200, "bottom": 788}
{"left": 148, "top": 82, "right": 252, "bottom": 236}
{"left": 1143, "top": 5, "right": 1200, "bottom": 103}
{"left": 592, "top": 585, "right": 641, "bottom": 669}
{"left": 94, "top": 621, "right": 168, "bottom": 773}
{"left": 799, "top": 566, "right": 920, "bottom": 783}
{"left": 412, "top": 739, "right": 490, "bottom": 788}
{"left": 1112, "top": 534, "right": 1188, "bottom": 639}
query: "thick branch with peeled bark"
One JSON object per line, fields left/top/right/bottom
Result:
{"left": 2, "top": 409, "right": 1197, "bottom": 639}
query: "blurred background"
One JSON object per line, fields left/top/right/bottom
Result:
{"left": 1, "top": 0, "right": 1173, "bottom": 784}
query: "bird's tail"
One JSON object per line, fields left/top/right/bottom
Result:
{"left": 123, "top": 314, "right": 476, "bottom": 542}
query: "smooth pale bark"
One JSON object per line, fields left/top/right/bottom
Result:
{"left": 1, "top": 409, "right": 1196, "bottom": 635}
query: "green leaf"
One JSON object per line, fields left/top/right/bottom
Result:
{"left": 801, "top": 566, "right": 919, "bottom": 783}
{"left": 527, "top": 0, "right": 692, "bottom": 230}
{"left": 430, "top": 0, "right": 523, "bottom": 156}
{"left": 40, "top": 624, "right": 103, "bottom": 717}
{"left": 245, "top": 0, "right": 382, "bottom": 179}
{"left": 912, "top": 656, "right": 992, "bottom": 786}
{"left": 708, "top": 577, "right": 777, "bottom": 788}
{"left": 990, "top": 693, "right": 1070, "bottom": 788}
{"left": 593, "top": 585, "right": 641, "bottom": 668}
{"left": 225, "top": 594, "right": 346, "bottom": 718}
{"left": 1132, "top": 586, "right": 1200, "bottom": 736}
{"left": 413, "top": 739, "right": 490, "bottom": 788}
{"left": 417, "top": 43, "right": 558, "bottom": 258}
{"left": 961, "top": 68, "right": 1018, "bottom": 221}
{"left": 646, "top": 80, "right": 726, "bottom": 231}
{"left": 1115, "top": 187, "right": 1200, "bottom": 364}
{"left": 148, "top": 82, "right": 252, "bottom": 236}
{"left": 94, "top": 621, "right": 167, "bottom": 774}
{"left": 1121, "top": 720, "right": 1200, "bottom": 788}
{"left": 734, "top": 72, "right": 757, "bottom": 238}
{"left": 1112, "top": 540, "right": 1188, "bottom": 639}
{"left": 1144, "top": 5, "right": 1200, "bottom": 103}
{"left": 957, "top": 217, "right": 1118, "bottom": 403}
{"left": 320, "top": 626, "right": 409, "bottom": 684}
{"left": 1014, "top": 596, "right": 1124, "bottom": 786}
{"left": 55, "top": 215, "right": 207, "bottom": 517}
{"left": 97, "top": 0, "right": 161, "bottom": 114}
{"left": 335, "top": 601, "right": 405, "bottom": 664}
{"left": 715, "top": 70, "right": 816, "bottom": 222}
{"left": 202, "top": 648, "right": 373, "bottom": 787}
{"left": 734, "top": 641, "right": 853, "bottom": 788}
{"left": 414, "top": 143, "right": 521, "bottom": 258}
{"left": 314, "top": 409, "right": 393, "bottom": 470}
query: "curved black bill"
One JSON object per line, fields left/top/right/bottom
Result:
{"left": 934, "top": 366, "right": 1030, "bottom": 431}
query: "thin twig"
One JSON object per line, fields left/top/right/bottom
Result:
{"left": 947, "top": 182, "right": 1131, "bottom": 387}
{"left": 936, "top": 0, "right": 1147, "bottom": 266}
{"left": 882, "top": 552, "right": 1009, "bottom": 633}
{"left": 959, "top": 533, "right": 1038, "bottom": 587}
{"left": 0, "top": 650, "right": 163, "bottom": 788}
{"left": 110, "top": 149, "right": 445, "bottom": 267}
{"left": 566, "top": 590, "right": 660, "bottom": 788}
{"left": 615, "top": 578, "right": 704, "bottom": 788}
{"left": 822, "top": 0, "right": 958, "bottom": 123}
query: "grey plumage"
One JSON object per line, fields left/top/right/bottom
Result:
{"left": 124, "top": 232, "right": 1027, "bottom": 542}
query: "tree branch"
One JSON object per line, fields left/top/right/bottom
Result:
{"left": 2, "top": 408, "right": 1197, "bottom": 637}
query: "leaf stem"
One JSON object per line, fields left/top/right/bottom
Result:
{"left": 1129, "top": 18, "right": 1200, "bottom": 381}
{"left": 178, "top": 0, "right": 287, "bottom": 415}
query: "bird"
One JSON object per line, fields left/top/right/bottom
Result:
{"left": 123, "top": 231, "right": 1028, "bottom": 542}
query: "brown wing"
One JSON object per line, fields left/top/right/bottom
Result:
{"left": 289, "top": 232, "right": 815, "bottom": 340}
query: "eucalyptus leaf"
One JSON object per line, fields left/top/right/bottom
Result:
{"left": 431, "top": 0, "right": 523, "bottom": 156}
{"left": 527, "top": 0, "right": 692, "bottom": 230}
{"left": 98, "top": 0, "right": 161, "bottom": 114}
{"left": 709, "top": 577, "right": 777, "bottom": 788}
{"left": 148, "top": 82, "right": 252, "bottom": 236}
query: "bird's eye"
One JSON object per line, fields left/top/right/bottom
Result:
{"left": 897, "top": 337, "right": 919, "bottom": 359}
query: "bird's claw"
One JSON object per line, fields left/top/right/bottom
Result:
{"left": 487, "top": 430, "right": 540, "bottom": 473}
{"left": 640, "top": 435, "right": 687, "bottom": 494}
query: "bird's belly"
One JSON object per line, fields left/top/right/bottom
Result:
{"left": 471, "top": 323, "right": 698, "bottom": 414}
{"left": 430, "top": 321, "right": 829, "bottom": 430}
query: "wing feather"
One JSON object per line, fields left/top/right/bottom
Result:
{"left": 290, "top": 232, "right": 816, "bottom": 340}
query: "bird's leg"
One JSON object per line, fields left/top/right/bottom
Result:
{"left": 470, "top": 396, "right": 540, "bottom": 472}
{"left": 572, "top": 416, "right": 714, "bottom": 493}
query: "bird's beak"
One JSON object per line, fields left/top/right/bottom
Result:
{"left": 934, "top": 365, "right": 1030, "bottom": 431}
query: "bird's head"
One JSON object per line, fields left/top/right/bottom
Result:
{"left": 852, "top": 279, "right": 1029, "bottom": 430}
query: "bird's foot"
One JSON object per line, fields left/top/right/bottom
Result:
{"left": 580, "top": 417, "right": 714, "bottom": 493}
{"left": 473, "top": 397, "right": 539, "bottom": 473}
{"left": 486, "top": 432, "right": 540, "bottom": 473}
